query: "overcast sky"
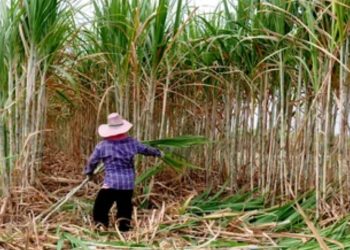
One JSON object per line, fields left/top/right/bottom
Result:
{"left": 190, "top": 0, "right": 220, "bottom": 12}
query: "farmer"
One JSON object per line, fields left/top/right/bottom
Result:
{"left": 84, "top": 113, "right": 162, "bottom": 232}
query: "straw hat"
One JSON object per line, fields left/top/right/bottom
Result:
{"left": 98, "top": 113, "right": 133, "bottom": 138}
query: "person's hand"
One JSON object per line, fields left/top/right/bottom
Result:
{"left": 87, "top": 173, "right": 93, "bottom": 181}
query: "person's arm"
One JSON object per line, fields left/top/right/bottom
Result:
{"left": 136, "top": 141, "right": 162, "bottom": 157}
{"left": 84, "top": 143, "right": 102, "bottom": 177}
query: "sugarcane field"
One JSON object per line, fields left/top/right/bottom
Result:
{"left": 1, "top": 0, "right": 350, "bottom": 249}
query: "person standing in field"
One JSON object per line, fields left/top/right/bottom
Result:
{"left": 84, "top": 113, "right": 162, "bottom": 232}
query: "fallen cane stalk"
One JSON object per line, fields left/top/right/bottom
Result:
{"left": 35, "top": 164, "right": 104, "bottom": 224}
{"left": 39, "top": 178, "right": 90, "bottom": 224}
{"left": 0, "top": 196, "right": 9, "bottom": 223}
{"left": 287, "top": 184, "right": 331, "bottom": 250}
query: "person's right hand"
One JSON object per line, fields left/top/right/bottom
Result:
{"left": 87, "top": 174, "right": 93, "bottom": 181}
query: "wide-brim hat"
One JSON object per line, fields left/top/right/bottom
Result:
{"left": 98, "top": 113, "right": 133, "bottom": 138}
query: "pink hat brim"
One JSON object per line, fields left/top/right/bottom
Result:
{"left": 98, "top": 120, "right": 133, "bottom": 138}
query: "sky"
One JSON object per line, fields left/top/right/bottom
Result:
{"left": 190, "top": 0, "right": 220, "bottom": 12}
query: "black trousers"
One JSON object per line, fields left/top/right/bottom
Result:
{"left": 93, "top": 188, "right": 133, "bottom": 231}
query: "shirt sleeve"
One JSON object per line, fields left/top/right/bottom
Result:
{"left": 136, "top": 141, "right": 161, "bottom": 157}
{"left": 84, "top": 143, "right": 102, "bottom": 175}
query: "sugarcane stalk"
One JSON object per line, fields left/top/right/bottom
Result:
{"left": 32, "top": 68, "right": 46, "bottom": 182}
{"left": 315, "top": 101, "right": 321, "bottom": 219}
{"left": 249, "top": 94, "right": 255, "bottom": 191}
{"left": 322, "top": 59, "right": 332, "bottom": 201}
{"left": 232, "top": 83, "right": 241, "bottom": 190}
{"left": 279, "top": 51, "right": 287, "bottom": 197}
{"left": 159, "top": 61, "right": 170, "bottom": 139}
{"left": 23, "top": 45, "right": 37, "bottom": 186}
{"left": 35, "top": 164, "right": 104, "bottom": 223}
{"left": 7, "top": 64, "right": 14, "bottom": 176}
{"left": 0, "top": 116, "right": 9, "bottom": 196}
{"left": 294, "top": 53, "right": 303, "bottom": 195}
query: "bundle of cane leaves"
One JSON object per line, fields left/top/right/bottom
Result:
{"left": 136, "top": 163, "right": 164, "bottom": 185}
{"left": 143, "top": 135, "right": 208, "bottom": 149}
{"left": 248, "top": 191, "right": 316, "bottom": 232}
{"left": 161, "top": 152, "right": 200, "bottom": 172}
{"left": 136, "top": 136, "right": 208, "bottom": 184}
{"left": 136, "top": 152, "right": 199, "bottom": 184}
{"left": 146, "top": 136, "right": 208, "bottom": 171}
{"left": 188, "top": 187, "right": 264, "bottom": 215}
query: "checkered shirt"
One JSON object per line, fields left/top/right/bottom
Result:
{"left": 84, "top": 137, "right": 161, "bottom": 190}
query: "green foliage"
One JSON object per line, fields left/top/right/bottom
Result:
{"left": 22, "top": 0, "right": 73, "bottom": 61}
{"left": 251, "top": 192, "right": 316, "bottom": 231}
{"left": 137, "top": 136, "right": 208, "bottom": 184}
{"left": 144, "top": 135, "right": 208, "bottom": 149}
{"left": 188, "top": 188, "right": 264, "bottom": 215}
{"left": 57, "top": 232, "right": 151, "bottom": 249}
{"left": 93, "top": 0, "right": 133, "bottom": 71}
{"left": 136, "top": 163, "right": 164, "bottom": 185}
{"left": 209, "top": 240, "right": 250, "bottom": 248}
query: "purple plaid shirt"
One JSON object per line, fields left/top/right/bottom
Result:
{"left": 84, "top": 137, "right": 161, "bottom": 190}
